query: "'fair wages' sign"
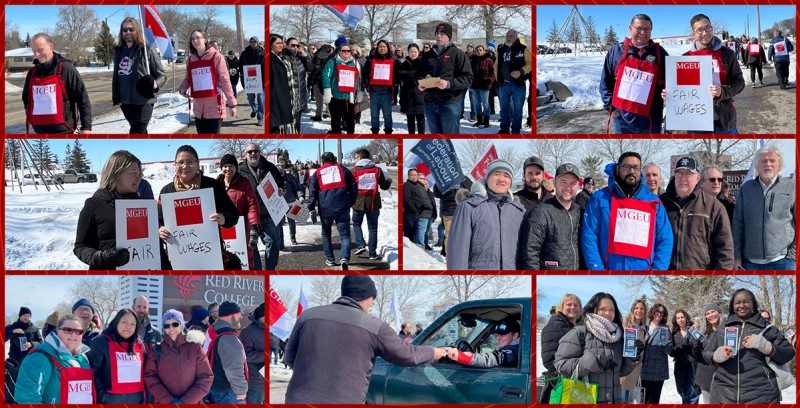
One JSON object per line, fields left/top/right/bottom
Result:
{"left": 257, "top": 172, "right": 289, "bottom": 222}
{"left": 115, "top": 200, "right": 160, "bottom": 270}
{"left": 220, "top": 218, "right": 250, "bottom": 270}
{"left": 161, "top": 189, "right": 223, "bottom": 270}
{"left": 243, "top": 64, "right": 263, "bottom": 94}
{"left": 665, "top": 56, "right": 713, "bottom": 131}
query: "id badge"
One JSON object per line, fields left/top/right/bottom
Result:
{"left": 624, "top": 328, "right": 637, "bottom": 357}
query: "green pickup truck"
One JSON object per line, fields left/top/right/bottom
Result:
{"left": 367, "top": 297, "right": 532, "bottom": 404}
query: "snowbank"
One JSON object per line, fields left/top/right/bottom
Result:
{"left": 402, "top": 237, "right": 446, "bottom": 270}
{"left": 5, "top": 80, "right": 22, "bottom": 94}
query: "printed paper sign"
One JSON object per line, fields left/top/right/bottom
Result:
{"left": 725, "top": 327, "right": 739, "bottom": 355}
{"left": 665, "top": 55, "right": 713, "bottom": 131}
{"left": 616, "top": 66, "right": 655, "bottom": 105}
{"left": 115, "top": 200, "right": 160, "bottom": 270}
{"left": 257, "top": 172, "right": 289, "bottom": 223}
{"left": 115, "top": 352, "right": 142, "bottom": 383}
{"left": 191, "top": 66, "right": 213, "bottom": 91}
{"left": 243, "top": 64, "right": 263, "bottom": 94}
{"left": 32, "top": 85, "right": 58, "bottom": 115}
{"left": 377, "top": 162, "right": 392, "bottom": 199}
{"left": 658, "top": 326, "right": 670, "bottom": 345}
{"left": 727, "top": 41, "right": 736, "bottom": 52}
{"left": 373, "top": 63, "right": 391, "bottom": 80}
{"left": 688, "top": 325, "right": 706, "bottom": 342}
{"left": 624, "top": 328, "right": 637, "bottom": 357}
{"left": 339, "top": 69, "right": 356, "bottom": 88}
{"left": 221, "top": 218, "right": 250, "bottom": 270}
{"left": 286, "top": 202, "right": 310, "bottom": 221}
{"left": 161, "top": 189, "right": 223, "bottom": 270}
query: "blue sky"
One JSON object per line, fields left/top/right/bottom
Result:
{"left": 536, "top": 275, "right": 653, "bottom": 317}
{"left": 537, "top": 6, "right": 795, "bottom": 42}
{"left": 5, "top": 5, "right": 264, "bottom": 49}
{"left": 5, "top": 276, "right": 117, "bottom": 322}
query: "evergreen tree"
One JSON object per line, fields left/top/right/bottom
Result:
{"left": 604, "top": 25, "right": 618, "bottom": 45}
{"left": 31, "top": 139, "right": 56, "bottom": 168}
{"left": 64, "top": 144, "right": 72, "bottom": 167}
{"left": 586, "top": 16, "right": 600, "bottom": 45}
{"left": 546, "top": 19, "right": 561, "bottom": 44}
{"left": 24, "top": 32, "right": 30, "bottom": 47}
{"left": 567, "top": 16, "right": 582, "bottom": 44}
{"left": 579, "top": 155, "right": 605, "bottom": 188}
{"left": 70, "top": 139, "right": 91, "bottom": 170}
{"left": 93, "top": 20, "right": 115, "bottom": 67}
{"left": 648, "top": 276, "right": 733, "bottom": 325}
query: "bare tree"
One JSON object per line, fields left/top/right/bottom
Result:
{"left": 64, "top": 277, "right": 118, "bottom": 327}
{"left": 679, "top": 139, "right": 766, "bottom": 170}
{"left": 53, "top": 6, "right": 99, "bottom": 63}
{"left": 273, "top": 285, "right": 298, "bottom": 317}
{"left": 196, "top": 6, "right": 220, "bottom": 35}
{"left": 731, "top": 275, "right": 796, "bottom": 330}
{"left": 209, "top": 138, "right": 285, "bottom": 158}
{"left": 308, "top": 275, "right": 341, "bottom": 307}
{"left": 271, "top": 6, "right": 338, "bottom": 45}
{"left": 5, "top": 22, "right": 23, "bottom": 50}
{"left": 428, "top": 276, "right": 525, "bottom": 304}
{"left": 457, "top": 139, "right": 491, "bottom": 175}
{"left": 527, "top": 139, "right": 580, "bottom": 172}
{"left": 371, "top": 276, "right": 428, "bottom": 325}
{"left": 358, "top": 6, "right": 430, "bottom": 47}
{"left": 497, "top": 145, "right": 523, "bottom": 182}
{"left": 592, "top": 139, "right": 669, "bottom": 168}
{"left": 444, "top": 6, "right": 531, "bottom": 43}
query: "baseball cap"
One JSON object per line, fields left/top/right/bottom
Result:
{"left": 675, "top": 157, "right": 698, "bottom": 174}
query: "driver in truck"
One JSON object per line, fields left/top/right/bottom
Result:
{"left": 443, "top": 318, "right": 520, "bottom": 368}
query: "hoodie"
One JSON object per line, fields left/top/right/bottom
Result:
{"left": 684, "top": 36, "right": 745, "bottom": 131}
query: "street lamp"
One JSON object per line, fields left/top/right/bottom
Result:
{"left": 103, "top": 8, "right": 125, "bottom": 68}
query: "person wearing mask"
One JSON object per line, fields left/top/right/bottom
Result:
{"left": 690, "top": 303, "right": 722, "bottom": 403}
{"left": 87, "top": 308, "right": 147, "bottom": 403}
{"left": 225, "top": 50, "right": 240, "bottom": 98}
{"left": 769, "top": 29, "right": 794, "bottom": 89}
{"left": 322, "top": 39, "right": 362, "bottom": 134}
{"left": 217, "top": 154, "right": 261, "bottom": 268}
{"left": 447, "top": 159, "right": 525, "bottom": 270}
{"left": 496, "top": 30, "right": 531, "bottom": 134}
{"left": 470, "top": 44, "right": 495, "bottom": 129}
{"left": 143, "top": 309, "right": 212, "bottom": 404}
{"left": 620, "top": 299, "right": 648, "bottom": 403}
{"left": 746, "top": 36, "right": 767, "bottom": 88}
{"left": 239, "top": 36, "right": 265, "bottom": 126}
{"left": 5, "top": 307, "right": 43, "bottom": 365}
{"left": 307, "top": 152, "right": 357, "bottom": 269}
{"left": 269, "top": 34, "right": 294, "bottom": 133}
{"left": 669, "top": 309, "right": 699, "bottom": 404}
{"left": 207, "top": 301, "right": 249, "bottom": 404}
{"left": 398, "top": 43, "right": 426, "bottom": 134}
{"left": 240, "top": 303, "right": 265, "bottom": 403}
{"left": 351, "top": 149, "right": 393, "bottom": 260}
{"left": 178, "top": 29, "right": 237, "bottom": 134}
{"left": 539, "top": 294, "right": 582, "bottom": 403}
{"left": 515, "top": 156, "right": 552, "bottom": 212}
{"left": 363, "top": 39, "right": 399, "bottom": 134}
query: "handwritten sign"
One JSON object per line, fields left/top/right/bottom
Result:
{"left": 243, "top": 64, "right": 263, "bottom": 94}
{"left": 665, "top": 55, "right": 713, "bottom": 131}
{"left": 286, "top": 202, "right": 310, "bottom": 221}
{"left": 115, "top": 200, "right": 160, "bottom": 270}
{"left": 257, "top": 172, "right": 289, "bottom": 223}
{"left": 221, "top": 218, "right": 250, "bottom": 270}
{"left": 161, "top": 189, "right": 223, "bottom": 270}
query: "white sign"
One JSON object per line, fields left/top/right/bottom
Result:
{"left": 115, "top": 199, "right": 160, "bottom": 270}
{"left": 243, "top": 64, "right": 263, "bottom": 94}
{"left": 373, "top": 62, "right": 391, "bottom": 81}
{"left": 221, "top": 218, "right": 250, "bottom": 270}
{"left": 191, "top": 66, "right": 214, "bottom": 91}
{"left": 286, "top": 202, "right": 310, "bottom": 221}
{"left": 161, "top": 189, "right": 223, "bottom": 270}
{"left": 377, "top": 162, "right": 392, "bottom": 199}
{"left": 665, "top": 55, "right": 713, "bottom": 132}
{"left": 257, "top": 172, "right": 289, "bottom": 223}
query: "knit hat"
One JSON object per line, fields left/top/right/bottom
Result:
{"left": 486, "top": 159, "right": 513, "bottom": 178}
{"left": 220, "top": 154, "right": 238, "bottom": 169}
{"left": 250, "top": 36, "right": 259, "bottom": 43}
{"left": 416, "top": 323, "right": 424, "bottom": 330}
{"left": 341, "top": 276, "right": 378, "bottom": 301}
{"left": 46, "top": 311, "right": 60, "bottom": 327}
{"left": 19, "top": 306, "right": 31, "bottom": 317}
{"left": 703, "top": 303, "right": 723, "bottom": 316}
{"left": 72, "top": 298, "right": 95, "bottom": 314}
{"left": 487, "top": 39, "right": 497, "bottom": 49}
{"left": 254, "top": 302, "right": 265, "bottom": 320}
{"left": 434, "top": 23, "right": 453, "bottom": 40}
{"left": 218, "top": 300, "right": 242, "bottom": 317}
{"left": 162, "top": 309, "right": 185, "bottom": 328}
{"left": 583, "top": 177, "right": 595, "bottom": 186}
{"left": 335, "top": 35, "right": 348, "bottom": 48}
{"left": 495, "top": 319, "right": 520, "bottom": 335}
{"left": 191, "top": 307, "right": 210, "bottom": 322}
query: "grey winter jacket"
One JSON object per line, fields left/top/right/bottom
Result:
{"left": 732, "top": 176, "right": 796, "bottom": 262}
{"left": 284, "top": 297, "right": 435, "bottom": 404}
{"left": 112, "top": 43, "right": 167, "bottom": 105}
{"left": 640, "top": 324, "right": 673, "bottom": 381}
{"left": 703, "top": 313, "right": 795, "bottom": 403}
{"left": 540, "top": 312, "right": 576, "bottom": 377}
{"left": 554, "top": 325, "right": 640, "bottom": 404}
{"left": 518, "top": 196, "right": 582, "bottom": 270}
{"left": 446, "top": 179, "right": 525, "bottom": 270}
{"left": 210, "top": 319, "right": 249, "bottom": 395}
{"left": 467, "top": 338, "right": 519, "bottom": 368}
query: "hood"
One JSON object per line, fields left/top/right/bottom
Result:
{"left": 469, "top": 178, "right": 514, "bottom": 201}
{"left": 335, "top": 54, "right": 355, "bottom": 64}
{"left": 45, "top": 331, "right": 90, "bottom": 358}
{"left": 355, "top": 158, "right": 375, "bottom": 168}
{"left": 689, "top": 35, "right": 723, "bottom": 52}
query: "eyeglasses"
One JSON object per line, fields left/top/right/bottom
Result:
{"left": 59, "top": 327, "right": 82, "bottom": 335}
{"left": 288, "top": 43, "right": 298, "bottom": 48}
{"left": 620, "top": 164, "right": 641, "bottom": 172}
{"left": 694, "top": 26, "right": 714, "bottom": 34}
{"left": 423, "top": 46, "right": 430, "bottom": 49}
{"left": 250, "top": 40, "right": 258, "bottom": 43}
{"left": 340, "top": 49, "right": 351, "bottom": 53}
{"left": 246, "top": 149, "right": 260, "bottom": 154}
{"left": 122, "top": 27, "right": 135, "bottom": 33}
{"left": 655, "top": 310, "right": 666, "bottom": 315}
{"left": 191, "top": 36, "right": 204, "bottom": 41}
{"left": 163, "top": 322, "right": 181, "bottom": 329}
{"left": 707, "top": 177, "right": 723, "bottom": 183}
{"left": 630, "top": 26, "right": 652, "bottom": 33}
{"left": 175, "top": 161, "right": 197, "bottom": 167}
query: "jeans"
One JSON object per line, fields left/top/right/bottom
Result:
{"left": 437, "top": 221, "right": 445, "bottom": 244}
{"left": 424, "top": 101, "right": 461, "bottom": 134}
{"left": 352, "top": 209, "right": 380, "bottom": 256}
{"left": 460, "top": 88, "right": 469, "bottom": 114}
{"left": 414, "top": 217, "right": 430, "bottom": 245}
{"left": 403, "top": 212, "right": 419, "bottom": 239}
{"left": 229, "top": 76, "right": 239, "bottom": 98}
{"left": 468, "top": 88, "right": 479, "bottom": 114}
{"left": 498, "top": 82, "right": 526, "bottom": 133}
{"left": 252, "top": 218, "right": 281, "bottom": 270}
{"left": 677, "top": 369, "right": 699, "bottom": 404}
{"left": 246, "top": 92, "right": 264, "bottom": 121}
{"left": 206, "top": 390, "right": 244, "bottom": 404}
{"left": 470, "top": 88, "right": 490, "bottom": 116}
{"left": 310, "top": 210, "right": 318, "bottom": 224}
{"left": 321, "top": 212, "right": 351, "bottom": 262}
{"left": 620, "top": 389, "right": 632, "bottom": 403}
{"left": 742, "top": 257, "right": 796, "bottom": 270}
{"left": 246, "top": 385, "right": 264, "bottom": 404}
{"left": 369, "top": 92, "right": 393, "bottom": 131}
{"left": 612, "top": 114, "right": 660, "bottom": 134}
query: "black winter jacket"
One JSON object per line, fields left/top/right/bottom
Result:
{"left": 240, "top": 317, "right": 265, "bottom": 386}
{"left": 5, "top": 320, "right": 43, "bottom": 364}
{"left": 362, "top": 52, "right": 399, "bottom": 93}
{"left": 309, "top": 44, "right": 334, "bottom": 88}
{"left": 225, "top": 56, "right": 239, "bottom": 79}
{"left": 270, "top": 51, "right": 293, "bottom": 128}
{"left": 397, "top": 57, "right": 426, "bottom": 115}
{"left": 158, "top": 176, "right": 238, "bottom": 229}
{"left": 518, "top": 197, "right": 582, "bottom": 270}
{"left": 238, "top": 45, "right": 265, "bottom": 85}
{"left": 690, "top": 327, "right": 716, "bottom": 392}
{"left": 22, "top": 52, "right": 92, "bottom": 132}
{"left": 238, "top": 157, "right": 285, "bottom": 222}
{"left": 284, "top": 48, "right": 310, "bottom": 111}
{"left": 416, "top": 43, "right": 473, "bottom": 104}
{"left": 351, "top": 159, "right": 392, "bottom": 211}
{"left": 496, "top": 39, "right": 530, "bottom": 86}
{"left": 514, "top": 187, "right": 552, "bottom": 213}
{"left": 87, "top": 332, "right": 148, "bottom": 403}
{"left": 433, "top": 178, "right": 473, "bottom": 217}
{"left": 540, "top": 312, "right": 575, "bottom": 377}
{"left": 403, "top": 180, "right": 431, "bottom": 215}
{"left": 669, "top": 329, "right": 696, "bottom": 398}
{"left": 112, "top": 43, "right": 167, "bottom": 106}
{"left": 574, "top": 189, "right": 592, "bottom": 209}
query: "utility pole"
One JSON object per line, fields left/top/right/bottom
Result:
{"left": 756, "top": 6, "right": 761, "bottom": 44}
{"left": 337, "top": 139, "right": 343, "bottom": 163}
{"left": 235, "top": 6, "right": 244, "bottom": 53}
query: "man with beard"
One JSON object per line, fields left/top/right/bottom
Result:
{"left": 5, "top": 307, "right": 43, "bottom": 365}
{"left": 519, "top": 163, "right": 583, "bottom": 270}
{"left": 496, "top": 29, "right": 532, "bottom": 134}
{"left": 581, "top": 151, "right": 673, "bottom": 270}
{"left": 574, "top": 177, "right": 594, "bottom": 209}
{"left": 133, "top": 295, "right": 161, "bottom": 348}
{"left": 700, "top": 165, "right": 735, "bottom": 222}
{"left": 644, "top": 163, "right": 665, "bottom": 195}
{"left": 443, "top": 318, "right": 520, "bottom": 367}
{"left": 515, "top": 156, "right": 552, "bottom": 212}
{"left": 207, "top": 301, "right": 248, "bottom": 403}
{"left": 660, "top": 157, "right": 733, "bottom": 270}
{"left": 72, "top": 298, "right": 101, "bottom": 346}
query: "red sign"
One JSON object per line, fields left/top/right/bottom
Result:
{"left": 264, "top": 181, "right": 275, "bottom": 199}
{"left": 220, "top": 225, "right": 237, "bottom": 241}
{"left": 291, "top": 206, "right": 302, "bottom": 215}
{"left": 470, "top": 145, "right": 498, "bottom": 180}
{"left": 247, "top": 66, "right": 257, "bottom": 77}
{"left": 776, "top": 43, "right": 786, "bottom": 53}
{"left": 126, "top": 208, "right": 149, "bottom": 240}
{"left": 174, "top": 197, "right": 203, "bottom": 226}
{"left": 676, "top": 61, "right": 700, "bottom": 86}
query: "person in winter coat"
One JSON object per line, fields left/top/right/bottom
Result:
{"left": 515, "top": 156, "right": 553, "bottom": 212}
{"left": 574, "top": 177, "right": 594, "bottom": 209}
{"left": 112, "top": 17, "right": 167, "bottom": 134}
{"left": 704, "top": 288, "right": 795, "bottom": 403}
{"left": 470, "top": 45, "right": 495, "bottom": 129}
{"left": 420, "top": 177, "right": 438, "bottom": 250}
{"left": 284, "top": 276, "right": 445, "bottom": 403}
{"left": 444, "top": 318, "right": 521, "bottom": 367}
{"left": 239, "top": 36, "right": 265, "bottom": 126}
{"left": 746, "top": 37, "right": 768, "bottom": 87}
{"left": 281, "top": 167, "right": 303, "bottom": 247}
{"left": 351, "top": 149, "right": 393, "bottom": 259}
{"left": 42, "top": 311, "right": 60, "bottom": 340}
{"left": 5, "top": 307, "right": 44, "bottom": 365}
{"left": 581, "top": 152, "right": 674, "bottom": 270}
{"left": 554, "top": 292, "right": 644, "bottom": 404}
{"left": 206, "top": 301, "right": 249, "bottom": 403}
{"left": 322, "top": 41, "right": 362, "bottom": 134}
{"left": 769, "top": 29, "right": 795, "bottom": 89}
{"left": 270, "top": 332, "right": 281, "bottom": 365}
{"left": 620, "top": 299, "right": 648, "bottom": 402}
{"left": 307, "top": 152, "right": 357, "bottom": 269}
{"left": 87, "top": 308, "right": 147, "bottom": 403}
{"left": 178, "top": 29, "right": 237, "bottom": 134}
{"left": 640, "top": 303, "right": 673, "bottom": 404}
{"left": 15, "top": 314, "right": 93, "bottom": 404}
{"left": 284, "top": 37, "right": 310, "bottom": 132}
{"left": 186, "top": 307, "right": 210, "bottom": 333}
{"left": 217, "top": 154, "right": 261, "bottom": 268}
{"left": 74, "top": 150, "right": 161, "bottom": 269}
{"left": 225, "top": 51, "right": 240, "bottom": 98}
{"left": 363, "top": 39, "right": 399, "bottom": 134}
{"left": 447, "top": 159, "right": 525, "bottom": 270}
{"left": 691, "top": 303, "right": 722, "bottom": 403}
{"left": 22, "top": 33, "right": 92, "bottom": 134}
{"left": 669, "top": 309, "right": 699, "bottom": 404}
{"left": 270, "top": 34, "right": 294, "bottom": 133}
{"left": 402, "top": 168, "right": 431, "bottom": 242}
{"left": 519, "top": 163, "right": 583, "bottom": 270}
{"left": 433, "top": 177, "right": 473, "bottom": 257}
{"left": 495, "top": 30, "right": 532, "bottom": 134}
{"left": 309, "top": 44, "right": 334, "bottom": 121}
{"left": 539, "top": 294, "right": 582, "bottom": 403}
{"left": 240, "top": 303, "right": 266, "bottom": 403}
{"left": 350, "top": 45, "right": 370, "bottom": 125}
{"left": 143, "top": 309, "right": 212, "bottom": 404}
{"left": 398, "top": 44, "right": 426, "bottom": 133}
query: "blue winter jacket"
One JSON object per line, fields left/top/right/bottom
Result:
{"left": 768, "top": 36, "right": 794, "bottom": 63}
{"left": 282, "top": 172, "right": 303, "bottom": 203}
{"left": 15, "top": 332, "right": 92, "bottom": 404}
{"left": 308, "top": 164, "right": 357, "bottom": 218}
{"left": 580, "top": 163, "right": 673, "bottom": 270}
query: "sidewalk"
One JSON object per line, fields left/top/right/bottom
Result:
{"left": 177, "top": 91, "right": 266, "bottom": 134}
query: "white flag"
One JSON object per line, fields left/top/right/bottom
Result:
{"left": 390, "top": 291, "right": 403, "bottom": 332}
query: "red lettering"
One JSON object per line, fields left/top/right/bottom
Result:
{"left": 617, "top": 209, "right": 651, "bottom": 223}
{"left": 623, "top": 67, "right": 654, "bottom": 83}
{"left": 68, "top": 381, "right": 92, "bottom": 392}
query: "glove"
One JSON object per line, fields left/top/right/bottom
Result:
{"left": 635, "top": 339, "right": 646, "bottom": 354}
{"left": 745, "top": 334, "right": 773, "bottom": 355}
{"left": 323, "top": 88, "right": 332, "bottom": 104}
{"left": 249, "top": 227, "right": 260, "bottom": 248}
{"left": 96, "top": 248, "right": 130, "bottom": 268}
{"left": 597, "top": 353, "right": 617, "bottom": 370}
{"left": 579, "top": 352, "right": 601, "bottom": 375}
{"left": 713, "top": 346, "right": 732, "bottom": 364}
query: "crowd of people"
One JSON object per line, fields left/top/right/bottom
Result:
{"left": 540, "top": 289, "right": 796, "bottom": 403}
{"left": 22, "top": 18, "right": 265, "bottom": 135}
{"left": 6, "top": 298, "right": 265, "bottom": 404}
{"left": 405, "top": 144, "right": 794, "bottom": 271}
{"left": 270, "top": 23, "right": 532, "bottom": 134}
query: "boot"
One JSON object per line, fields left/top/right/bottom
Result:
{"left": 472, "top": 115, "right": 482, "bottom": 127}
{"left": 470, "top": 112, "right": 476, "bottom": 121}
{"left": 370, "top": 127, "right": 380, "bottom": 134}
{"left": 483, "top": 115, "right": 490, "bottom": 128}
{"left": 385, "top": 128, "right": 393, "bottom": 134}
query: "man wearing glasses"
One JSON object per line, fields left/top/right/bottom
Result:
{"left": 600, "top": 14, "right": 669, "bottom": 134}
{"left": 239, "top": 36, "right": 265, "bottom": 126}
{"left": 659, "top": 157, "right": 733, "bottom": 270}
{"left": 700, "top": 165, "right": 734, "bottom": 222}
{"left": 581, "top": 152, "right": 673, "bottom": 270}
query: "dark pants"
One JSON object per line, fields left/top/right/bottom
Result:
{"left": 321, "top": 211, "right": 351, "bottom": 262}
{"left": 407, "top": 113, "right": 425, "bottom": 134}
{"left": 641, "top": 379, "right": 664, "bottom": 404}
{"left": 120, "top": 103, "right": 154, "bottom": 134}
{"left": 403, "top": 212, "right": 419, "bottom": 239}
{"left": 195, "top": 117, "right": 221, "bottom": 134}
{"left": 246, "top": 384, "right": 264, "bottom": 404}
{"left": 743, "top": 257, "right": 796, "bottom": 270}
{"left": 775, "top": 61, "right": 790, "bottom": 86}
{"left": 252, "top": 217, "right": 282, "bottom": 270}
{"left": 329, "top": 98, "right": 355, "bottom": 134}
{"left": 207, "top": 390, "right": 244, "bottom": 404}
{"left": 352, "top": 208, "right": 380, "bottom": 257}
{"left": 750, "top": 64, "right": 763, "bottom": 83}
{"left": 229, "top": 76, "right": 239, "bottom": 97}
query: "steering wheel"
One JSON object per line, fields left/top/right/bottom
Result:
{"left": 455, "top": 339, "right": 474, "bottom": 353}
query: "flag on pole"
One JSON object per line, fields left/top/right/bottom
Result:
{"left": 269, "top": 283, "right": 295, "bottom": 340}
{"left": 390, "top": 291, "right": 403, "bottom": 332}
{"left": 470, "top": 144, "right": 498, "bottom": 180}
{"left": 404, "top": 152, "right": 436, "bottom": 189}
{"left": 744, "top": 139, "right": 766, "bottom": 181}
{"left": 141, "top": 5, "right": 175, "bottom": 59}
{"left": 323, "top": 5, "right": 365, "bottom": 29}
{"left": 297, "top": 286, "right": 309, "bottom": 318}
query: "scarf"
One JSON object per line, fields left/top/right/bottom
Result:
{"left": 584, "top": 313, "right": 622, "bottom": 343}
{"left": 174, "top": 173, "right": 201, "bottom": 192}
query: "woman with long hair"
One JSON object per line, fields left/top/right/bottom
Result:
{"left": 620, "top": 299, "right": 647, "bottom": 402}
{"left": 86, "top": 308, "right": 146, "bottom": 403}
{"left": 640, "top": 303, "right": 672, "bottom": 404}
{"left": 216, "top": 153, "right": 260, "bottom": 268}
{"left": 691, "top": 303, "right": 722, "bottom": 403}
{"left": 539, "top": 294, "right": 582, "bottom": 403}
{"left": 670, "top": 309, "right": 699, "bottom": 403}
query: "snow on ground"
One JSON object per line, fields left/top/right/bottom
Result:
{"left": 5, "top": 80, "right": 22, "bottom": 94}
{"left": 402, "top": 237, "right": 446, "bottom": 270}
{"left": 5, "top": 60, "right": 177, "bottom": 78}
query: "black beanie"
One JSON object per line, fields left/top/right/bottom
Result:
{"left": 341, "top": 276, "right": 377, "bottom": 301}
{"left": 434, "top": 23, "right": 453, "bottom": 41}
{"left": 218, "top": 301, "right": 242, "bottom": 317}
{"left": 220, "top": 154, "right": 238, "bottom": 168}
{"left": 254, "top": 302, "right": 265, "bottom": 320}
{"left": 19, "top": 307, "right": 32, "bottom": 317}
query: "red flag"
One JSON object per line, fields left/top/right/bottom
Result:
{"left": 297, "top": 287, "right": 309, "bottom": 318}
{"left": 470, "top": 144, "right": 498, "bottom": 180}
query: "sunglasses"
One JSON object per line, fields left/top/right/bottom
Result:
{"left": 707, "top": 178, "right": 723, "bottom": 183}
{"left": 122, "top": 27, "right": 135, "bottom": 33}
{"left": 288, "top": 43, "right": 298, "bottom": 47}
{"left": 340, "top": 49, "right": 351, "bottom": 53}
{"left": 59, "top": 327, "right": 82, "bottom": 335}
{"left": 164, "top": 322, "right": 181, "bottom": 329}
{"left": 655, "top": 310, "right": 666, "bottom": 315}
{"left": 246, "top": 149, "right": 261, "bottom": 154}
